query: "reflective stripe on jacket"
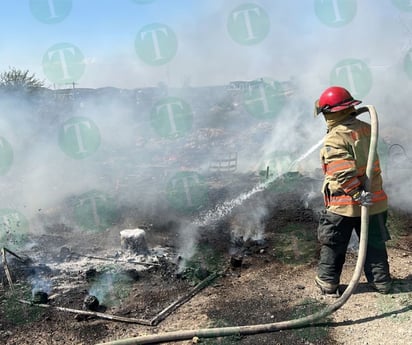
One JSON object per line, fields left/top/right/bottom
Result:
{"left": 320, "top": 115, "right": 388, "bottom": 217}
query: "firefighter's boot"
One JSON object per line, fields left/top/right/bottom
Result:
{"left": 315, "top": 276, "right": 339, "bottom": 296}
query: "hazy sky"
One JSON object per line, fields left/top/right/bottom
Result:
{"left": 0, "top": 0, "right": 410, "bottom": 94}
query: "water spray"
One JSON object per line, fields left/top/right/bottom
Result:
{"left": 177, "top": 138, "right": 323, "bottom": 265}
{"left": 95, "top": 105, "right": 379, "bottom": 345}
{"left": 195, "top": 138, "right": 324, "bottom": 227}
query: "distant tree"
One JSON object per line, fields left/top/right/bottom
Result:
{"left": 0, "top": 67, "right": 44, "bottom": 92}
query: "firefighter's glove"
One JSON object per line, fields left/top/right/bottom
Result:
{"left": 351, "top": 190, "right": 373, "bottom": 206}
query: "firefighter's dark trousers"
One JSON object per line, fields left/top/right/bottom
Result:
{"left": 317, "top": 210, "right": 391, "bottom": 286}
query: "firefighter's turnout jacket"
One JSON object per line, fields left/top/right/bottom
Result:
{"left": 320, "top": 111, "right": 387, "bottom": 217}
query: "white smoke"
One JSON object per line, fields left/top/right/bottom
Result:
{"left": 0, "top": 0, "right": 411, "bottom": 260}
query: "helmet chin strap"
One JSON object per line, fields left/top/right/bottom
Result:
{"left": 356, "top": 106, "right": 370, "bottom": 116}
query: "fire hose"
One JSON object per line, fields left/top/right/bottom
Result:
{"left": 96, "top": 105, "right": 379, "bottom": 345}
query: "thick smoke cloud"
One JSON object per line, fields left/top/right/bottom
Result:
{"left": 1, "top": 0, "right": 412, "bottom": 258}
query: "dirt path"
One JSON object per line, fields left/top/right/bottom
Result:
{"left": 99, "top": 247, "right": 412, "bottom": 345}
{"left": 328, "top": 248, "right": 412, "bottom": 345}
{"left": 1, "top": 210, "right": 411, "bottom": 345}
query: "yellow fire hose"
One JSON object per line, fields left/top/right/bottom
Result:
{"left": 96, "top": 105, "right": 379, "bottom": 345}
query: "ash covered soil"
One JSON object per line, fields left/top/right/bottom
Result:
{"left": 1, "top": 177, "right": 412, "bottom": 345}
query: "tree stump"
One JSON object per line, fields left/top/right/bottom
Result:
{"left": 120, "top": 228, "right": 148, "bottom": 254}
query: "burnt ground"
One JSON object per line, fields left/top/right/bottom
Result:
{"left": 1, "top": 175, "right": 412, "bottom": 345}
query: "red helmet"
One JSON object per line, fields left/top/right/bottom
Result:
{"left": 317, "top": 86, "right": 361, "bottom": 114}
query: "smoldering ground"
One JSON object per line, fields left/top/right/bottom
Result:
{"left": 0, "top": 81, "right": 322, "bottom": 260}
{"left": 1, "top": 0, "right": 412, "bottom": 266}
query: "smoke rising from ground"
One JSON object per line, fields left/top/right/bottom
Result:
{"left": 1, "top": 0, "right": 412, "bottom": 259}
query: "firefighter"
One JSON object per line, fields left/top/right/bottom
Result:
{"left": 314, "top": 86, "right": 392, "bottom": 295}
